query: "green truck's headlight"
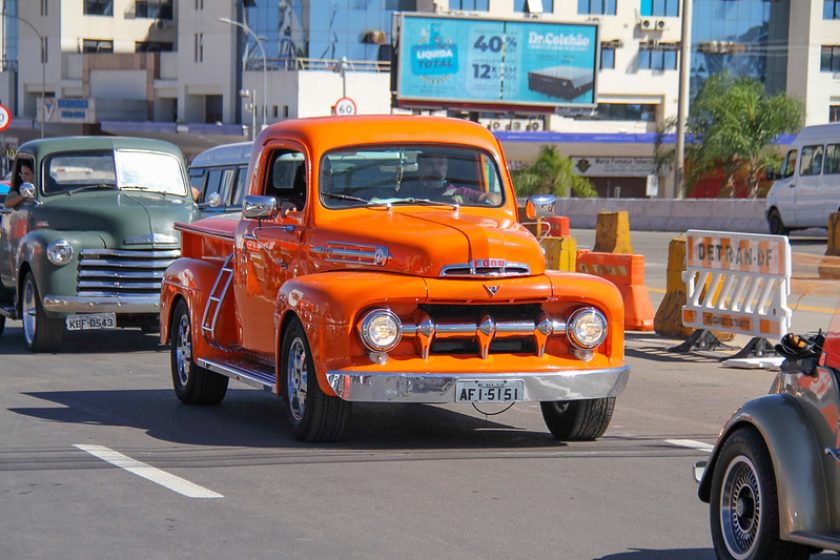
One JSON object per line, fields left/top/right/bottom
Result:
{"left": 46, "top": 240, "right": 74, "bottom": 266}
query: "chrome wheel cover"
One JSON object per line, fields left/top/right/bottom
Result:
{"left": 22, "top": 279, "right": 37, "bottom": 346}
{"left": 175, "top": 314, "right": 192, "bottom": 387}
{"left": 286, "top": 336, "right": 308, "bottom": 422}
{"left": 720, "top": 455, "right": 762, "bottom": 559}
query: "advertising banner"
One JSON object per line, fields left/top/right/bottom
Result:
{"left": 397, "top": 14, "right": 598, "bottom": 108}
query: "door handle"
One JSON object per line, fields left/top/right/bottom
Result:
{"left": 824, "top": 448, "right": 840, "bottom": 462}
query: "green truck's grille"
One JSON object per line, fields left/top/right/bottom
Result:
{"left": 77, "top": 248, "right": 180, "bottom": 296}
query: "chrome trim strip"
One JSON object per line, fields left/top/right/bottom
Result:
{"left": 42, "top": 294, "right": 161, "bottom": 313}
{"left": 78, "top": 269, "right": 165, "bottom": 279}
{"left": 79, "top": 258, "right": 176, "bottom": 269}
{"left": 197, "top": 358, "right": 276, "bottom": 392}
{"left": 403, "top": 319, "right": 567, "bottom": 337}
{"left": 327, "top": 366, "right": 630, "bottom": 403}
{"left": 311, "top": 241, "right": 390, "bottom": 266}
{"left": 80, "top": 249, "right": 180, "bottom": 258}
{"left": 439, "top": 261, "right": 531, "bottom": 277}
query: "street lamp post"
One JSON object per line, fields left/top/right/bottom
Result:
{"left": 673, "top": 0, "right": 693, "bottom": 198}
{"left": 219, "top": 17, "right": 268, "bottom": 131}
{"left": 2, "top": 9, "right": 46, "bottom": 137}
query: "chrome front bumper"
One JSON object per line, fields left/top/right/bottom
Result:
{"left": 326, "top": 365, "right": 629, "bottom": 403}
{"left": 42, "top": 295, "right": 161, "bottom": 314}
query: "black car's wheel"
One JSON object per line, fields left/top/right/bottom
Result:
{"left": 280, "top": 317, "right": 351, "bottom": 442}
{"left": 767, "top": 209, "right": 789, "bottom": 236}
{"left": 170, "top": 299, "right": 228, "bottom": 405}
{"left": 21, "top": 272, "right": 64, "bottom": 353}
{"left": 540, "top": 397, "right": 615, "bottom": 441}
{"left": 710, "top": 428, "right": 812, "bottom": 560}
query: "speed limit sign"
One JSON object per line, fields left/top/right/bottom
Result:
{"left": 333, "top": 97, "right": 356, "bottom": 116}
{"left": 0, "top": 104, "right": 11, "bottom": 132}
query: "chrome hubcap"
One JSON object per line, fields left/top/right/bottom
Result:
{"left": 287, "top": 336, "right": 308, "bottom": 421}
{"left": 22, "top": 280, "right": 37, "bottom": 345}
{"left": 720, "top": 456, "right": 761, "bottom": 559}
{"left": 175, "top": 314, "right": 191, "bottom": 387}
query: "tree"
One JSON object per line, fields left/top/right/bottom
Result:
{"left": 656, "top": 74, "right": 802, "bottom": 198}
{"left": 511, "top": 145, "right": 597, "bottom": 198}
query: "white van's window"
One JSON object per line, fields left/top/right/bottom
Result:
{"left": 800, "top": 145, "right": 824, "bottom": 177}
{"left": 780, "top": 149, "right": 797, "bottom": 179}
{"left": 825, "top": 144, "right": 840, "bottom": 176}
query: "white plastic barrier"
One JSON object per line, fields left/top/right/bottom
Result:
{"left": 681, "top": 230, "right": 791, "bottom": 338}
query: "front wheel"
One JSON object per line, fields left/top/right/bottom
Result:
{"left": 280, "top": 317, "right": 351, "bottom": 442}
{"left": 540, "top": 397, "right": 615, "bottom": 441}
{"left": 21, "top": 272, "right": 64, "bottom": 353}
{"left": 170, "top": 299, "right": 228, "bottom": 405}
{"left": 709, "top": 428, "right": 811, "bottom": 560}
{"left": 767, "top": 209, "right": 789, "bottom": 236}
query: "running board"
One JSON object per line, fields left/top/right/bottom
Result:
{"left": 197, "top": 358, "right": 276, "bottom": 393}
{"left": 0, "top": 305, "right": 16, "bottom": 320}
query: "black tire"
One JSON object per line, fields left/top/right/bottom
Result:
{"left": 709, "top": 428, "right": 812, "bottom": 560}
{"left": 0, "top": 314, "right": 5, "bottom": 337}
{"left": 21, "top": 272, "right": 64, "bottom": 353}
{"left": 280, "top": 317, "right": 351, "bottom": 442}
{"left": 767, "top": 209, "right": 789, "bottom": 236}
{"left": 170, "top": 299, "right": 228, "bottom": 405}
{"left": 540, "top": 397, "right": 615, "bottom": 441}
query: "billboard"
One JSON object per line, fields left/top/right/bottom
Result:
{"left": 395, "top": 14, "right": 598, "bottom": 108}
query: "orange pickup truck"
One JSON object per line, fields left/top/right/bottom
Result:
{"left": 160, "top": 115, "right": 628, "bottom": 442}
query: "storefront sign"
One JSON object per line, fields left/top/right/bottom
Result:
{"left": 573, "top": 157, "right": 658, "bottom": 177}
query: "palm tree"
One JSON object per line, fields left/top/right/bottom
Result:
{"left": 511, "top": 145, "right": 597, "bottom": 198}
{"left": 656, "top": 74, "right": 802, "bottom": 197}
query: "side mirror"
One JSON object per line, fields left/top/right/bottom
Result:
{"left": 206, "top": 192, "right": 222, "bottom": 208}
{"left": 19, "top": 182, "right": 36, "bottom": 200}
{"left": 243, "top": 195, "right": 278, "bottom": 219}
{"left": 765, "top": 166, "right": 776, "bottom": 181}
{"left": 525, "top": 194, "right": 556, "bottom": 219}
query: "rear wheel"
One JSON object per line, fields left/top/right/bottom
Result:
{"left": 170, "top": 299, "right": 228, "bottom": 405}
{"left": 540, "top": 397, "right": 615, "bottom": 441}
{"left": 21, "top": 272, "right": 64, "bottom": 353}
{"left": 709, "top": 428, "right": 812, "bottom": 560}
{"left": 767, "top": 209, "right": 789, "bottom": 236}
{"left": 280, "top": 317, "right": 351, "bottom": 442}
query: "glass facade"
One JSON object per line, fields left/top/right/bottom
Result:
{"left": 640, "top": 0, "right": 679, "bottom": 17}
{"left": 3, "top": 0, "right": 18, "bottom": 69}
{"left": 825, "top": 0, "right": 840, "bottom": 19}
{"left": 244, "top": 0, "right": 417, "bottom": 66}
{"left": 578, "top": 0, "right": 617, "bottom": 15}
{"left": 514, "top": 0, "right": 555, "bottom": 13}
{"left": 691, "top": 0, "right": 790, "bottom": 96}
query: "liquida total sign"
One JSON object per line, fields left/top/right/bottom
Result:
{"left": 397, "top": 14, "right": 598, "bottom": 108}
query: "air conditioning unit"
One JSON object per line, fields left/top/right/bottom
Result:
{"left": 527, "top": 119, "right": 544, "bottom": 132}
{"left": 639, "top": 17, "right": 655, "bottom": 31}
{"left": 655, "top": 19, "right": 668, "bottom": 31}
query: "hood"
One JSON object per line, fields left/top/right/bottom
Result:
{"left": 310, "top": 209, "right": 545, "bottom": 277}
{"left": 36, "top": 191, "right": 199, "bottom": 248}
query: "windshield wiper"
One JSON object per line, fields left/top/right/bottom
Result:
{"left": 121, "top": 185, "right": 168, "bottom": 197}
{"left": 322, "top": 192, "right": 369, "bottom": 205}
{"left": 66, "top": 183, "right": 116, "bottom": 195}
{"left": 384, "top": 198, "right": 459, "bottom": 209}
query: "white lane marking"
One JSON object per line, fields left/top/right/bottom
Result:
{"left": 74, "top": 444, "right": 223, "bottom": 499}
{"left": 665, "top": 439, "right": 714, "bottom": 453}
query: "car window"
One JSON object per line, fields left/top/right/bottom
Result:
{"left": 204, "top": 169, "right": 224, "bottom": 200}
{"left": 267, "top": 151, "right": 306, "bottom": 211}
{"left": 800, "top": 145, "right": 824, "bottom": 177}
{"left": 320, "top": 145, "right": 504, "bottom": 209}
{"left": 43, "top": 150, "right": 116, "bottom": 194}
{"left": 825, "top": 144, "right": 840, "bottom": 176}
{"left": 188, "top": 168, "right": 205, "bottom": 197}
{"left": 780, "top": 149, "right": 797, "bottom": 179}
{"left": 231, "top": 166, "right": 248, "bottom": 205}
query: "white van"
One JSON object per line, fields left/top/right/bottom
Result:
{"left": 766, "top": 123, "right": 840, "bottom": 234}
{"left": 188, "top": 141, "right": 252, "bottom": 213}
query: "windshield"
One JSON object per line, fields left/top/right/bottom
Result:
{"left": 320, "top": 145, "right": 505, "bottom": 209}
{"left": 42, "top": 149, "right": 188, "bottom": 196}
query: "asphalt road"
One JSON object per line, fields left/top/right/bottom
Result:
{"left": 1, "top": 230, "right": 838, "bottom": 559}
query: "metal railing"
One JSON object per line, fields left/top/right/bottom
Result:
{"left": 245, "top": 57, "right": 390, "bottom": 73}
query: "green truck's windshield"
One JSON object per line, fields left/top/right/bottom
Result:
{"left": 42, "top": 149, "right": 187, "bottom": 196}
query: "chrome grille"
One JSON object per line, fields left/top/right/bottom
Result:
{"left": 440, "top": 261, "right": 530, "bottom": 277}
{"left": 77, "top": 248, "right": 179, "bottom": 296}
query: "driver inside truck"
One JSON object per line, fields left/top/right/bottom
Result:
{"left": 3, "top": 160, "right": 34, "bottom": 209}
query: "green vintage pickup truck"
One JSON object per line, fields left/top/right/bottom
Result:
{"left": 0, "top": 136, "right": 200, "bottom": 352}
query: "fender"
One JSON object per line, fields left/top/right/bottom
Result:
{"left": 160, "top": 257, "right": 240, "bottom": 360}
{"left": 16, "top": 230, "right": 106, "bottom": 316}
{"left": 274, "top": 271, "right": 428, "bottom": 396}
{"left": 698, "top": 393, "right": 831, "bottom": 539}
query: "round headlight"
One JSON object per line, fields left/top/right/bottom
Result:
{"left": 567, "top": 308, "right": 607, "bottom": 349}
{"left": 360, "top": 309, "right": 402, "bottom": 352}
{"left": 46, "top": 240, "right": 74, "bottom": 266}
